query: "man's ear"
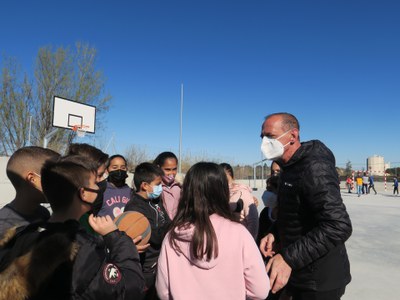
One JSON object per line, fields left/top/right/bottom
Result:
{"left": 26, "top": 172, "right": 41, "bottom": 189}
{"left": 26, "top": 172, "right": 35, "bottom": 182}
{"left": 290, "top": 128, "right": 299, "bottom": 144}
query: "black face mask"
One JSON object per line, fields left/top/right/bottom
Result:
{"left": 91, "top": 179, "right": 108, "bottom": 215}
{"left": 107, "top": 170, "right": 128, "bottom": 187}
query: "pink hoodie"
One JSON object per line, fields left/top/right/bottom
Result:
{"left": 161, "top": 181, "right": 181, "bottom": 220}
{"left": 156, "top": 214, "right": 270, "bottom": 300}
{"left": 229, "top": 183, "right": 259, "bottom": 239}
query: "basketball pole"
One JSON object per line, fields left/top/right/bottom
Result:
{"left": 104, "top": 132, "right": 116, "bottom": 154}
{"left": 179, "top": 83, "right": 183, "bottom": 174}
{"left": 43, "top": 128, "right": 58, "bottom": 149}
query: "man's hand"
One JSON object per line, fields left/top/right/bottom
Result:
{"left": 259, "top": 233, "right": 275, "bottom": 257}
{"left": 89, "top": 214, "right": 118, "bottom": 236}
{"left": 132, "top": 235, "right": 150, "bottom": 253}
{"left": 266, "top": 254, "right": 292, "bottom": 294}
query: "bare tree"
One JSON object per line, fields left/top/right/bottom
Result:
{"left": 0, "top": 58, "right": 34, "bottom": 155}
{"left": 0, "top": 43, "right": 111, "bottom": 155}
{"left": 124, "top": 144, "right": 151, "bottom": 171}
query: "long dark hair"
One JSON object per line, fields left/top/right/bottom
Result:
{"left": 219, "top": 162, "right": 234, "bottom": 179}
{"left": 169, "top": 162, "right": 236, "bottom": 261}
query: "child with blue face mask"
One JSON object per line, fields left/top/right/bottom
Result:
{"left": 124, "top": 162, "right": 171, "bottom": 299}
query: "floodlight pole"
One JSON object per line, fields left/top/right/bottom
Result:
{"left": 179, "top": 83, "right": 183, "bottom": 174}
{"left": 43, "top": 128, "right": 58, "bottom": 148}
{"left": 27, "top": 115, "right": 32, "bottom": 146}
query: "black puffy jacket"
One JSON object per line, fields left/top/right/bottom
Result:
{"left": 276, "top": 140, "right": 352, "bottom": 292}
{"left": 0, "top": 220, "right": 145, "bottom": 300}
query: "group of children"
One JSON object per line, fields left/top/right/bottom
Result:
{"left": 0, "top": 144, "right": 271, "bottom": 300}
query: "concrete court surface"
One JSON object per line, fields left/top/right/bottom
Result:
{"left": 253, "top": 184, "right": 400, "bottom": 300}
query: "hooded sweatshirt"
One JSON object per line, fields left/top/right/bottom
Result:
{"left": 161, "top": 181, "right": 181, "bottom": 220}
{"left": 156, "top": 214, "right": 270, "bottom": 300}
{"left": 229, "top": 183, "right": 259, "bottom": 240}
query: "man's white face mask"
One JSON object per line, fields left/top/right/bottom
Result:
{"left": 261, "top": 130, "right": 291, "bottom": 160}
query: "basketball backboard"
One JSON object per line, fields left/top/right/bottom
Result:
{"left": 52, "top": 96, "right": 96, "bottom": 134}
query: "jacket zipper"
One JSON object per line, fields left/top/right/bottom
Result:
{"left": 148, "top": 202, "right": 159, "bottom": 227}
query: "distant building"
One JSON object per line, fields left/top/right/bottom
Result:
{"left": 367, "top": 155, "right": 386, "bottom": 176}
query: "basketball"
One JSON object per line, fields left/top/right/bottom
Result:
{"left": 114, "top": 211, "right": 151, "bottom": 246}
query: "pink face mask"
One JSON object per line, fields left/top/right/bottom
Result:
{"left": 162, "top": 175, "right": 175, "bottom": 186}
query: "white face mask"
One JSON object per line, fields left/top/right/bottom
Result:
{"left": 261, "top": 130, "right": 291, "bottom": 160}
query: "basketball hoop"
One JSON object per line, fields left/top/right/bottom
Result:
{"left": 72, "top": 125, "right": 89, "bottom": 138}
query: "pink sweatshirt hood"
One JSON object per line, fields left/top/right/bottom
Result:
{"left": 171, "top": 220, "right": 218, "bottom": 270}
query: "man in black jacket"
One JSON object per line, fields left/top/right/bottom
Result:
{"left": 259, "top": 112, "right": 352, "bottom": 300}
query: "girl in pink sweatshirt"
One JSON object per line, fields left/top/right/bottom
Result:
{"left": 154, "top": 152, "right": 182, "bottom": 220}
{"left": 156, "top": 162, "right": 270, "bottom": 300}
{"left": 220, "top": 163, "right": 259, "bottom": 240}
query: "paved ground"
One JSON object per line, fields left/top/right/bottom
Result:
{"left": 340, "top": 191, "right": 400, "bottom": 299}
{"left": 253, "top": 184, "right": 400, "bottom": 299}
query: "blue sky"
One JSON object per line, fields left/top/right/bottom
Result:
{"left": 1, "top": 0, "right": 399, "bottom": 169}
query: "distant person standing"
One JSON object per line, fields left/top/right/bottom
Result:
{"left": 393, "top": 177, "right": 399, "bottom": 195}
{"left": 368, "top": 175, "right": 377, "bottom": 195}
{"left": 345, "top": 176, "right": 353, "bottom": 193}
{"left": 362, "top": 172, "right": 369, "bottom": 194}
{"left": 355, "top": 173, "right": 363, "bottom": 197}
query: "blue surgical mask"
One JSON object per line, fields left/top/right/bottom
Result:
{"left": 148, "top": 184, "right": 163, "bottom": 199}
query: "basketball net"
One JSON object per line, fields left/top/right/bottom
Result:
{"left": 72, "top": 125, "right": 89, "bottom": 138}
